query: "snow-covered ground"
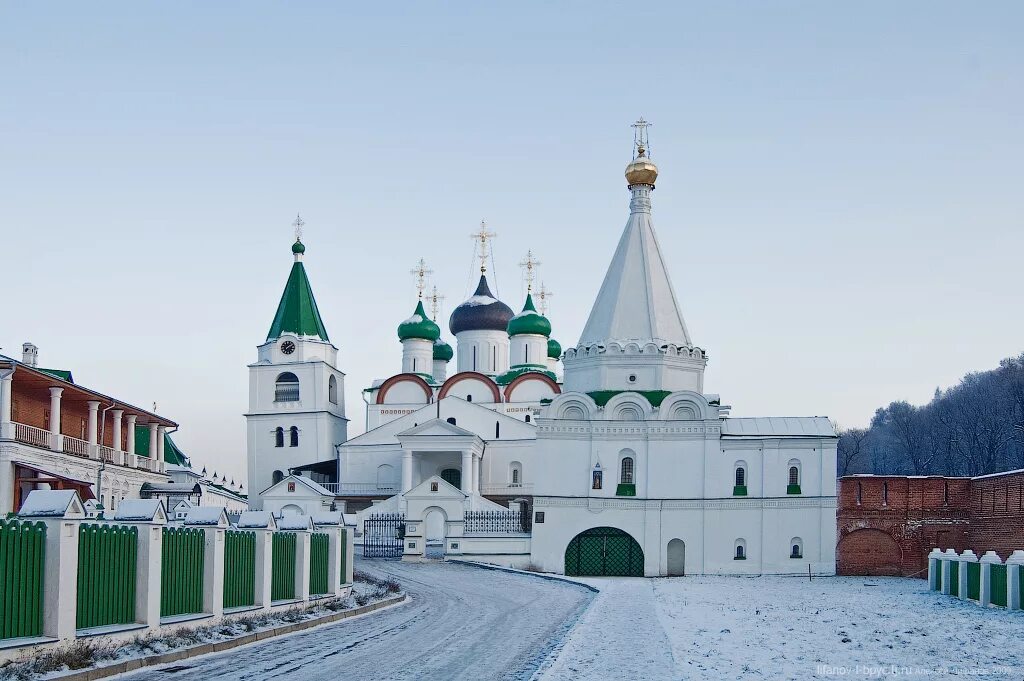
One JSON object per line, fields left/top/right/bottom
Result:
{"left": 540, "top": 576, "right": 1024, "bottom": 680}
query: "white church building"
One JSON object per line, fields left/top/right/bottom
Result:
{"left": 246, "top": 124, "right": 838, "bottom": 577}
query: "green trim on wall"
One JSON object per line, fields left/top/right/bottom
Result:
{"left": 733, "top": 485, "right": 747, "bottom": 496}
{"left": 586, "top": 390, "right": 673, "bottom": 407}
{"left": 615, "top": 483, "right": 636, "bottom": 497}
{"left": 787, "top": 484, "right": 802, "bottom": 495}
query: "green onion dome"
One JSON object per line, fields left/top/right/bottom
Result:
{"left": 397, "top": 301, "right": 441, "bottom": 341}
{"left": 433, "top": 337, "right": 454, "bottom": 362}
{"left": 547, "top": 337, "right": 562, "bottom": 359}
{"left": 507, "top": 294, "right": 551, "bottom": 337}
{"left": 292, "top": 240, "right": 306, "bottom": 254}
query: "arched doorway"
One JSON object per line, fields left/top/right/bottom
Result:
{"left": 423, "top": 507, "right": 447, "bottom": 559}
{"left": 564, "top": 527, "right": 644, "bottom": 576}
{"left": 837, "top": 529, "right": 902, "bottom": 576}
{"left": 440, "top": 468, "right": 461, "bottom": 489}
{"left": 667, "top": 539, "right": 685, "bottom": 576}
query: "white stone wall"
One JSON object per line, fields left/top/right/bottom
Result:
{"left": 455, "top": 329, "right": 509, "bottom": 375}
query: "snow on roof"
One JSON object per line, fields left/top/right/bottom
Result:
{"left": 972, "top": 468, "right": 1024, "bottom": 480}
{"left": 721, "top": 416, "right": 836, "bottom": 438}
{"left": 342, "top": 513, "right": 357, "bottom": 527}
{"left": 237, "top": 510, "right": 277, "bottom": 529}
{"left": 18, "top": 489, "right": 83, "bottom": 518}
{"left": 184, "top": 506, "right": 228, "bottom": 527}
{"left": 114, "top": 499, "right": 166, "bottom": 522}
{"left": 278, "top": 515, "right": 314, "bottom": 531}
{"left": 311, "top": 511, "right": 342, "bottom": 526}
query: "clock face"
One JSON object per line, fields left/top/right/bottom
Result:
{"left": 280, "top": 340, "right": 296, "bottom": 355}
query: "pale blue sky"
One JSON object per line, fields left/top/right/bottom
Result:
{"left": 2, "top": 2, "right": 1021, "bottom": 483}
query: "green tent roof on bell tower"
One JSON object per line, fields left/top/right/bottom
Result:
{"left": 266, "top": 240, "right": 330, "bottom": 342}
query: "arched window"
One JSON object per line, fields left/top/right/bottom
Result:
{"left": 788, "top": 466, "right": 799, "bottom": 485}
{"left": 525, "top": 414, "right": 531, "bottom": 423}
{"left": 274, "top": 427, "right": 284, "bottom": 448}
{"left": 272, "top": 470, "right": 284, "bottom": 485}
{"left": 289, "top": 426, "right": 299, "bottom": 447}
{"left": 446, "top": 417, "right": 457, "bottom": 426}
{"left": 510, "top": 461, "right": 522, "bottom": 487}
{"left": 512, "top": 468, "right": 520, "bottom": 484}
{"left": 377, "top": 464, "right": 395, "bottom": 491}
{"left": 275, "top": 372, "right": 300, "bottom": 402}
{"left": 735, "top": 467, "right": 745, "bottom": 487}
{"left": 787, "top": 461, "right": 801, "bottom": 495}
{"left": 790, "top": 537, "right": 803, "bottom": 559}
{"left": 734, "top": 539, "right": 746, "bottom": 560}
{"left": 620, "top": 457, "right": 634, "bottom": 484}
{"left": 328, "top": 376, "right": 338, "bottom": 405}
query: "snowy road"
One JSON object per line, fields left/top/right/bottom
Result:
{"left": 120, "top": 560, "right": 594, "bottom": 681}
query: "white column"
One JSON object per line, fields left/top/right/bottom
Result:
{"left": 202, "top": 527, "right": 226, "bottom": 617}
{"left": 0, "top": 371, "right": 13, "bottom": 439}
{"left": 325, "top": 526, "right": 344, "bottom": 595}
{"left": 927, "top": 548, "right": 942, "bottom": 590}
{"left": 86, "top": 401, "right": 100, "bottom": 444}
{"left": 341, "top": 527, "right": 354, "bottom": 585}
{"left": 111, "top": 409, "right": 123, "bottom": 452}
{"left": 37, "top": 516, "right": 81, "bottom": 640}
{"left": 148, "top": 422, "right": 159, "bottom": 463}
{"left": 461, "top": 451, "right": 473, "bottom": 493}
{"left": 1007, "top": 550, "right": 1024, "bottom": 611}
{"left": 402, "top": 451, "right": 413, "bottom": 493}
{"left": 48, "top": 387, "right": 63, "bottom": 451}
{"left": 295, "top": 531, "right": 311, "bottom": 602}
{"left": 133, "top": 523, "right": 163, "bottom": 630}
{"left": 156, "top": 425, "right": 166, "bottom": 462}
{"left": 472, "top": 453, "right": 480, "bottom": 494}
{"left": 941, "top": 548, "right": 957, "bottom": 595}
{"left": 125, "top": 414, "right": 137, "bottom": 455}
{"left": 980, "top": 551, "right": 1001, "bottom": 607}
{"left": 959, "top": 550, "right": 977, "bottom": 600}
{"left": 254, "top": 528, "right": 273, "bottom": 609}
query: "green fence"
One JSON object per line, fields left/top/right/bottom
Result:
{"left": 966, "top": 562, "right": 981, "bottom": 601}
{"left": 933, "top": 560, "right": 941, "bottom": 591}
{"left": 223, "top": 530, "right": 256, "bottom": 609}
{"left": 161, "top": 527, "right": 205, "bottom": 618}
{"left": 271, "top": 532, "right": 296, "bottom": 602}
{"left": 949, "top": 561, "right": 959, "bottom": 595}
{"left": 309, "top": 533, "right": 329, "bottom": 596}
{"left": 0, "top": 519, "right": 46, "bottom": 639}
{"left": 77, "top": 523, "right": 137, "bottom": 630}
{"left": 340, "top": 529, "right": 347, "bottom": 584}
{"left": 990, "top": 564, "right": 1007, "bottom": 607}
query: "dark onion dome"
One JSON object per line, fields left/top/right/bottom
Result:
{"left": 449, "top": 275, "right": 514, "bottom": 335}
{"left": 507, "top": 293, "right": 551, "bottom": 337}
{"left": 547, "top": 337, "right": 562, "bottom": 359}
{"left": 292, "top": 239, "right": 306, "bottom": 254}
{"left": 433, "top": 337, "right": 454, "bottom": 362}
{"left": 398, "top": 300, "right": 441, "bottom": 341}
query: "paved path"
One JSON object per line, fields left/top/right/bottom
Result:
{"left": 120, "top": 560, "right": 594, "bottom": 681}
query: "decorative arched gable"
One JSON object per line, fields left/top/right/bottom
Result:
{"left": 604, "top": 393, "right": 654, "bottom": 421}
{"left": 548, "top": 392, "right": 598, "bottom": 420}
{"left": 437, "top": 371, "right": 502, "bottom": 403}
{"left": 503, "top": 372, "right": 561, "bottom": 402}
{"left": 657, "top": 391, "right": 710, "bottom": 421}
{"left": 375, "top": 373, "right": 434, "bottom": 405}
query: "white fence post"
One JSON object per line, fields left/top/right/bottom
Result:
{"left": 979, "top": 551, "right": 1000, "bottom": 607}
{"left": 203, "top": 527, "right": 226, "bottom": 617}
{"left": 343, "top": 525, "right": 355, "bottom": 585}
{"left": 959, "top": 550, "right": 977, "bottom": 601}
{"left": 112, "top": 500, "right": 169, "bottom": 631}
{"left": 237, "top": 511, "right": 277, "bottom": 611}
{"left": 326, "top": 526, "right": 343, "bottom": 595}
{"left": 927, "top": 548, "right": 942, "bottom": 590}
{"left": 1007, "top": 550, "right": 1024, "bottom": 612}
{"left": 941, "top": 549, "right": 957, "bottom": 596}
{"left": 295, "top": 530, "right": 311, "bottom": 602}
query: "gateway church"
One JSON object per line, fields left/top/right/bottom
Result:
{"left": 246, "top": 123, "right": 838, "bottom": 577}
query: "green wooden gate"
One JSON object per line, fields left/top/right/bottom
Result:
{"left": 272, "top": 533, "right": 297, "bottom": 601}
{"left": 0, "top": 519, "right": 46, "bottom": 639}
{"left": 223, "top": 530, "right": 256, "bottom": 609}
{"left": 77, "top": 523, "right": 137, "bottom": 630}
{"left": 564, "top": 527, "right": 644, "bottom": 577}
{"left": 967, "top": 562, "right": 981, "bottom": 601}
{"left": 990, "top": 564, "right": 1007, "bottom": 607}
{"left": 161, "top": 527, "right": 204, "bottom": 617}
{"left": 310, "top": 533, "right": 329, "bottom": 596}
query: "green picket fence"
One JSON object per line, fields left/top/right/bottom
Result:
{"left": 77, "top": 523, "right": 137, "bottom": 630}
{"left": 990, "top": 564, "right": 1008, "bottom": 607}
{"left": 949, "top": 561, "right": 959, "bottom": 595}
{"left": 310, "top": 533, "right": 329, "bottom": 596}
{"left": 339, "top": 528, "right": 347, "bottom": 584}
{"left": 966, "top": 562, "right": 981, "bottom": 601}
{"left": 161, "top": 527, "right": 204, "bottom": 618}
{"left": 223, "top": 530, "right": 256, "bottom": 609}
{"left": 934, "top": 560, "right": 942, "bottom": 591}
{"left": 0, "top": 519, "right": 46, "bottom": 639}
{"left": 271, "top": 532, "right": 296, "bottom": 602}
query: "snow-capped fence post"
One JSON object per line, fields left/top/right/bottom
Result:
{"left": 342, "top": 525, "right": 355, "bottom": 584}
{"left": 277, "top": 515, "right": 312, "bottom": 602}
{"left": 1006, "top": 551, "right": 1024, "bottom": 611}
{"left": 17, "top": 490, "right": 87, "bottom": 641}
{"left": 112, "top": 499, "right": 168, "bottom": 632}
{"left": 941, "top": 549, "right": 958, "bottom": 596}
{"left": 979, "top": 551, "right": 1001, "bottom": 607}
{"left": 927, "top": 548, "right": 942, "bottom": 591}
{"left": 311, "top": 512, "right": 344, "bottom": 595}
{"left": 959, "top": 550, "right": 978, "bottom": 601}
{"left": 183, "top": 507, "right": 229, "bottom": 619}
{"left": 236, "top": 511, "right": 277, "bottom": 610}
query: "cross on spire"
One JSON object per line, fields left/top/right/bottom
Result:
{"left": 429, "top": 285, "right": 445, "bottom": 321}
{"left": 536, "top": 282, "right": 554, "bottom": 315}
{"left": 519, "top": 250, "right": 541, "bottom": 293}
{"left": 410, "top": 258, "right": 433, "bottom": 300}
{"left": 471, "top": 220, "right": 497, "bottom": 274}
{"left": 292, "top": 213, "right": 305, "bottom": 242}
{"left": 631, "top": 117, "right": 652, "bottom": 158}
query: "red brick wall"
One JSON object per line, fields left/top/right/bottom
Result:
{"left": 838, "top": 472, "right": 1024, "bottom": 576}
{"left": 11, "top": 386, "right": 124, "bottom": 448}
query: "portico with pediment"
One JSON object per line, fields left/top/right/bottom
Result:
{"left": 396, "top": 420, "right": 485, "bottom": 496}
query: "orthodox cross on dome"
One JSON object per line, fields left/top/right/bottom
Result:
{"left": 429, "top": 285, "right": 445, "bottom": 321}
{"left": 631, "top": 117, "right": 652, "bottom": 158}
{"left": 292, "top": 213, "right": 305, "bottom": 242}
{"left": 536, "top": 282, "right": 554, "bottom": 315}
{"left": 518, "top": 250, "right": 541, "bottom": 293}
{"left": 410, "top": 258, "right": 433, "bottom": 300}
{"left": 471, "top": 220, "right": 497, "bottom": 274}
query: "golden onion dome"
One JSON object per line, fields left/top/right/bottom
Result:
{"left": 625, "top": 146, "right": 658, "bottom": 186}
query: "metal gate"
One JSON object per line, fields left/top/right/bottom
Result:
{"left": 564, "top": 527, "right": 643, "bottom": 577}
{"left": 362, "top": 513, "right": 405, "bottom": 558}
